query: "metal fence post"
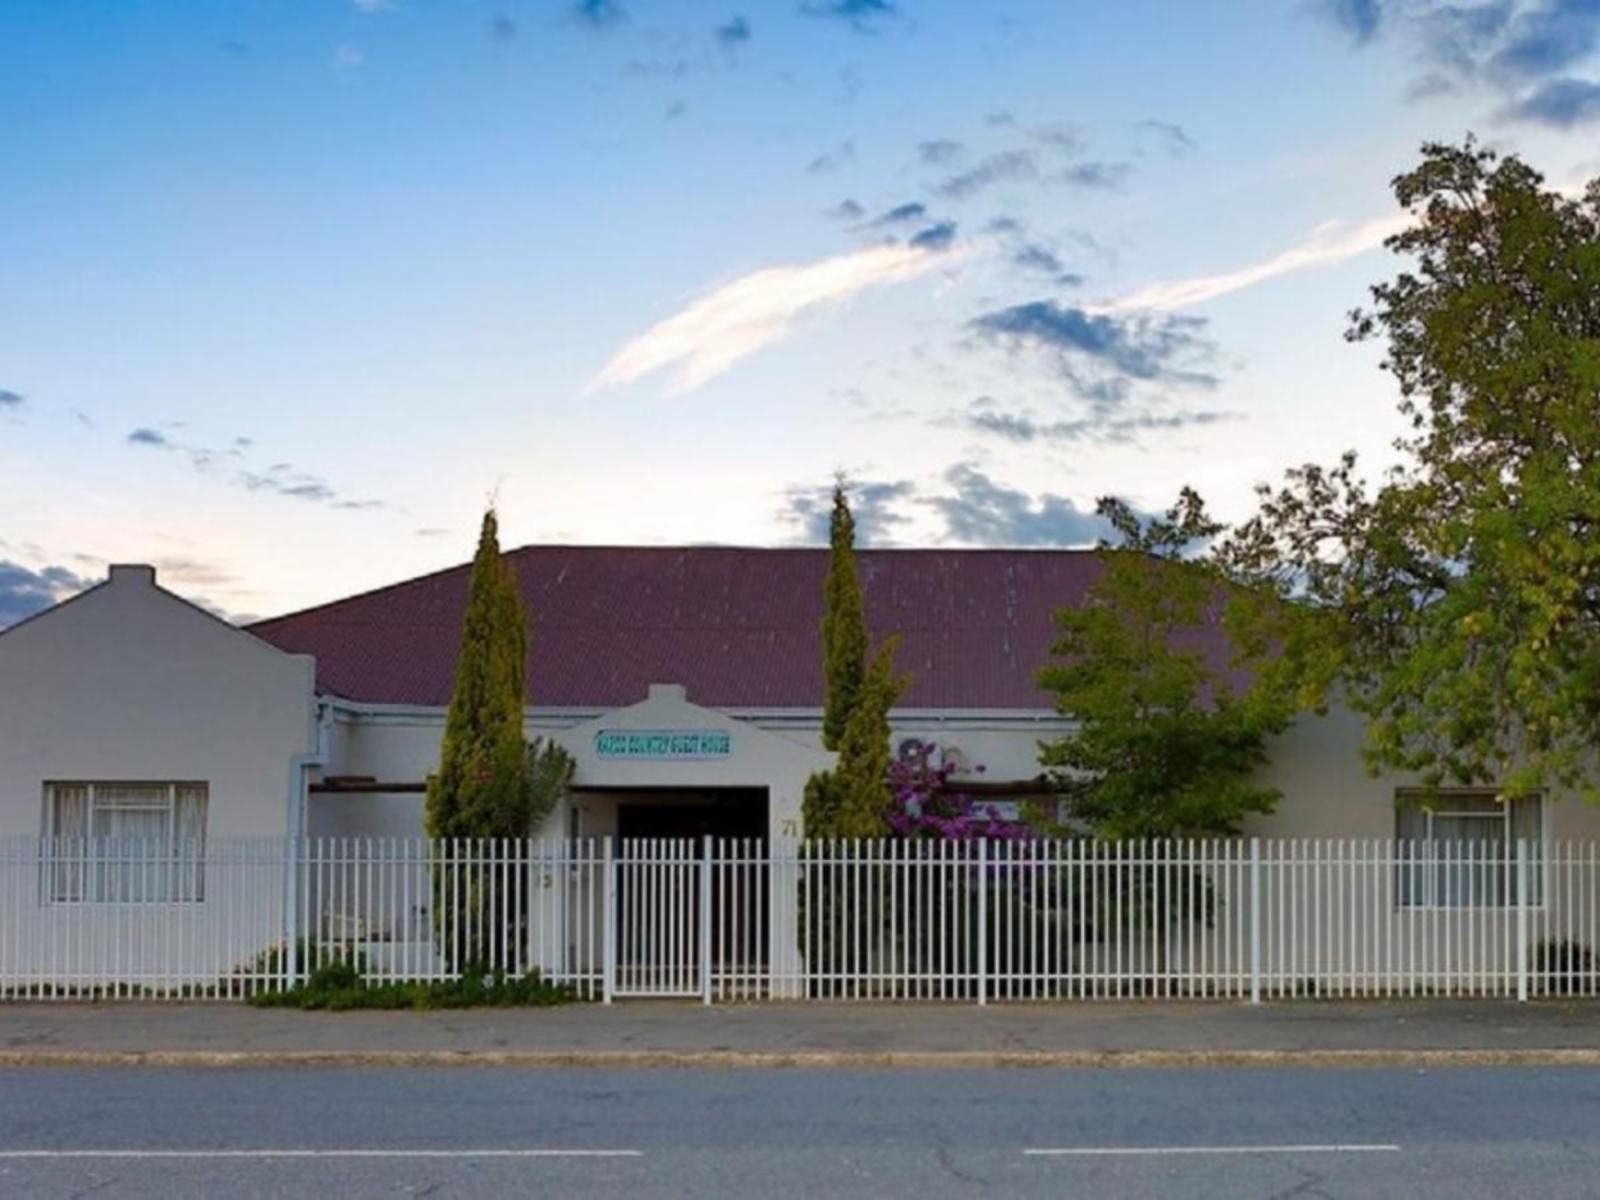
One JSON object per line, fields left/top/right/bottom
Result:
{"left": 976, "top": 838, "right": 988, "bottom": 1007}
{"left": 700, "top": 835, "right": 714, "bottom": 1006}
{"left": 1250, "top": 837, "right": 1261, "bottom": 1005}
{"left": 602, "top": 837, "right": 615, "bottom": 1005}
{"left": 284, "top": 837, "right": 301, "bottom": 991}
{"left": 1516, "top": 837, "right": 1529, "bottom": 1003}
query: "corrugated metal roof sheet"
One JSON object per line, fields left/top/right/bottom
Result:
{"left": 247, "top": 545, "right": 1146, "bottom": 710}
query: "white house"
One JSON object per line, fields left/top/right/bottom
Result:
{"left": 2, "top": 547, "right": 1594, "bottom": 997}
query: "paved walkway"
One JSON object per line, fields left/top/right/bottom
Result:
{"left": 5, "top": 999, "right": 1600, "bottom": 1066}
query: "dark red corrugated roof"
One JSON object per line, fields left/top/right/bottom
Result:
{"left": 247, "top": 546, "right": 1126, "bottom": 710}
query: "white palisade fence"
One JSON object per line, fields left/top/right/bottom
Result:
{"left": 4, "top": 835, "right": 1600, "bottom": 1003}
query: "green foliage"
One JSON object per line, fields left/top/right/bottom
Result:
{"left": 804, "top": 637, "right": 906, "bottom": 838}
{"left": 523, "top": 737, "right": 575, "bottom": 833}
{"left": 833, "top": 637, "right": 907, "bottom": 837}
{"left": 801, "top": 769, "right": 844, "bottom": 839}
{"left": 1038, "top": 490, "right": 1302, "bottom": 839}
{"left": 1222, "top": 140, "right": 1600, "bottom": 800}
{"left": 821, "top": 479, "right": 869, "bottom": 752}
{"left": 425, "top": 509, "right": 530, "bottom": 840}
{"left": 249, "top": 958, "right": 578, "bottom": 1011}
{"left": 424, "top": 510, "right": 530, "bottom": 968}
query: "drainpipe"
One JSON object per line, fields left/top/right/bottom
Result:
{"left": 283, "top": 697, "right": 332, "bottom": 986}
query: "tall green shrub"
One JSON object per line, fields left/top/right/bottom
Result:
{"left": 820, "top": 480, "right": 868, "bottom": 753}
{"left": 425, "top": 509, "right": 529, "bottom": 968}
{"left": 831, "top": 637, "right": 905, "bottom": 838}
{"left": 425, "top": 509, "right": 529, "bottom": 841}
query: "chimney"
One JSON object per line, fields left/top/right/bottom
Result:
{"left": 108, "top": 564, "right": 156, "bottom": 588}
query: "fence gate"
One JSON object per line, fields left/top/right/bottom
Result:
{"left": 613, "top": 839, "right": 703, "bottom": 998}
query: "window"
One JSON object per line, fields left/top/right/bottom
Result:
{"left": 1395, "top": 789, "right": 1542, "bottom": 908}
{"left": 46, "top": 782, "right": 208, "bottom": 903}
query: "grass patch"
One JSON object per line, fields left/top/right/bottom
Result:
{"left": 248, "top": 957, "right": 579, "bottom": 1011}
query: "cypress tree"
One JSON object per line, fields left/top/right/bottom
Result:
{"left": 820, "top": 480, "right": 868, "bottom": 752}
{"left": 425, "top": 509, "right": 529, "bottom": 841}
{"left": 831, "top": 637, "right": 905, "bottom": 838}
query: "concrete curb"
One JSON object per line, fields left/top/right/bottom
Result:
{"left": 3, "top": 1047, "right": 1600, "bottom": 1069}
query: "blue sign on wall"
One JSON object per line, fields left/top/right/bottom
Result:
{"left": 595, "top": 729, "right": 732, "bottom": 760}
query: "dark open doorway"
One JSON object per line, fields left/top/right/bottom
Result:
{"left": 615, "top": 787, "right": 768, "bottom": 842}
{"left": 603, "top": 788, "right": 769, "bottom": 987}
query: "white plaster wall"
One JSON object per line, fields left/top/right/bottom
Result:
{"left": 0, "top": 567, "right": 316, "bottom": 838}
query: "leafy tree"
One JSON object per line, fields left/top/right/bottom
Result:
{"left": 425, "top": 509, "right": 530, "bottom": 840}
{"left": 523, "top": 737, "right": 575, "bottom": 834}
{"left": 1038, "top": 490, "right": 1303, "bottom": 839}
{"left": 820, "top": 478, "right": 869, "bottom": 752}
{"left": 1222, "top": 140, "right": 1600, "bottom": 799}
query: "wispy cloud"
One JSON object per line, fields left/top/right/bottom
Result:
{"left": 928, "top": 463, "right": 1113, "bottom": 547}
{"left": 126, "top": 427, "right": 385, "bottom": 511}
{"left": 970, "top": 301, "right": 1217, "bottom": 406}
{"left": 781, "top": 478, "right": 915, "bottom": 544}
{"left": 0, "top": 389, "right": 23, "bottom": 409}
{"left": 1318, "top": 0, "right": 1383, "bottom": 43}
{"left": 867, "top": 201, "right": 928, "bottom": 226}
{"left": 587, "top": 242, "right": 960, "bottom": 395}
{"left": 488, "top": 15, "right": 517, "bottom": 42}
{"left": 801, "top": 0, "right": 898, "bottom": 32}
{"left": 0, "top": 560, "right": 93, "bottom": 629}
{"left": 1099, "top": 211, "right": 1411, "bottom": 313}
{"left": 1500, "top": 76, "right": 1600, "bottom": 126}
{"left": 716, "top": 15, "right": 752, "bottom": 47}
{"left": 574, "top": 0, "right": 627, "bottom": 29}
{"left": 1058, "top": 160, "right": 1130, "bottom": 189}
{"left": 934, "top": 149, "right": 1038, "bottom": 199}
{"left": 1010, "top": 243, "right": 1085, "bottom": 286}
{"left": 917, "top": 139, "right": 964, "bottom": 165}
{"left": 908, "top": 221, "right": 958, "bottom": 251}
{"left": 1321, "top": 0, "right": 1600, "bottom": 130}
{"left": 352, "top": 0, "right": 393, "bottom": 12}
{"left": 1137, "top": 119, "right": 1196, "bottom": 155}
{"left": 961, "top": 398, "right": 1238, "bottom": 446}
{"left": 806, "top": 140, "right": 856, "bottom": 173}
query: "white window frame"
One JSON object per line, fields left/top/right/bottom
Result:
{"left": 1394, "top": 788, "right": 1545, "bottom": 910}
{"left": 43, "top": 781, "right": 209, "bottom": 904}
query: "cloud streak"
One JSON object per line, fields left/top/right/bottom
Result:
{"left": 963, "top": 399, "right": 1238, "bottom": 446}
{"left": 1098, "top": 211, "right": 1412, "bottom": 313}
{"left": 127, "top": 427, "right": 385, "bottom": 510}
{"left": 587, "top": 242, "right": 959, "bottom": 394}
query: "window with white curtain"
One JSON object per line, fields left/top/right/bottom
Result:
{"left": 45, "top": 782, "right": 208, "bottom": 903}
{"left": 1395, "top": 790, "right": 1542, "bottom": 908}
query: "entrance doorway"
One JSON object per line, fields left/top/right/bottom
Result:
{"left": 614, "top": 787, "right": 768, "bottom": 841}
{"left": 596, "top": 788, "right": 768, "bottom": 997}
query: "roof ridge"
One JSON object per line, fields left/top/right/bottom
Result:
{"left": 249, "top": 543, "right": 1107, "bottom": 631}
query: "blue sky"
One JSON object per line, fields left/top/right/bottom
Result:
{"left": 3, "top": 0, "right": 1599, "bottom": 623}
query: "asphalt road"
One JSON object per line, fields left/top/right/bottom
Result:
{"left": 1, "top": 1066, "right": 1598, "bottom": 1198}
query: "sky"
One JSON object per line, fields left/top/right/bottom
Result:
{"left": 3, "top": 0, "right": 1600, "bottom": 625}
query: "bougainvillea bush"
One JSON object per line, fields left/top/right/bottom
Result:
{"left": 885, "top": 740, "right": 1033, "bottom": 841}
